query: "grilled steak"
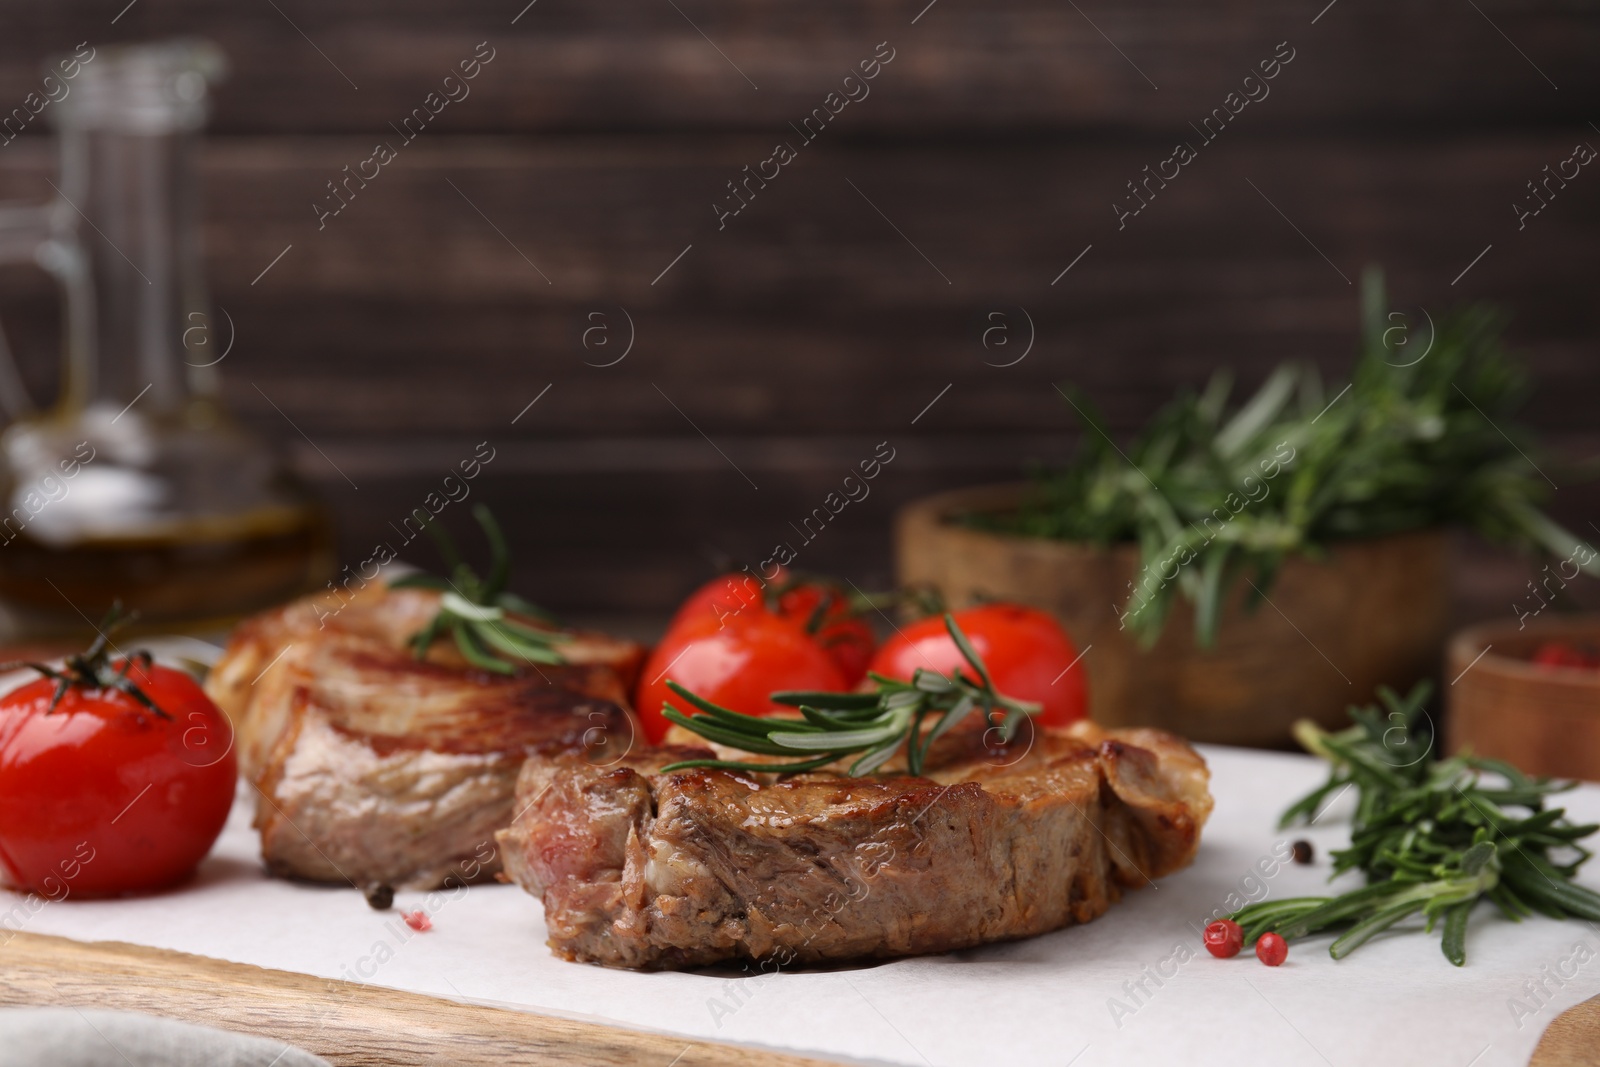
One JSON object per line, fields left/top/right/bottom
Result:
{"left": 205, "top": 581, "right": 644, "bottom": 891}
{"left": 497, "top": 721, "right": 1211, "bottom": 969}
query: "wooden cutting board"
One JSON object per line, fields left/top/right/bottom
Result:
{"left": 1528, "top": 994, "right": 1600, "bottom": 1067}
{"left": 0, "top": 931, "right": 837, "bottom": 1066}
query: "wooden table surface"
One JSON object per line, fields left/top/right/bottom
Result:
{"left": 0, "top": 931, "right": 838, "bottom": 1066}
{"left": 1529, "top": 993, "right": 1600, "bottom": 1067}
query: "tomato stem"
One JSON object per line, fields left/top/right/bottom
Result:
{"left": 0, "top": 603, "right": 172, "bottom": 720}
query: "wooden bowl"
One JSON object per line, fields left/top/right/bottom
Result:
{"left": 895, "top": 484, "right": 1450, "bottom": 747}
{"left": 1446, "top": 616, "right": 1600, "bottom": 780}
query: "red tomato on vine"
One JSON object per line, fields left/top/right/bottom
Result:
{"left": 0, "top": 622, "right": 237, "bottom": 898}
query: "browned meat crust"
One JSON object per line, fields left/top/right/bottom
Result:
{"left": 205, "top": 581, "right": 644, "bottom": 890}
{"left": 496, "top": 721, "right": 1211, "bottom": 969}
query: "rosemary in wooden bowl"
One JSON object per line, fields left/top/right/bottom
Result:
{"left": 972, "top": 269, "right": 1597, "bottom": 647}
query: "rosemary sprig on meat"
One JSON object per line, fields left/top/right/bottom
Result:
{"left": 1228, "top": 681, "right": 1600, "bottom": 965}
{"left": 660, "top": 614, "right": 1040, "bottom": 776}
{"left": 390, "top": 505, "right": 567, "bottom": 673}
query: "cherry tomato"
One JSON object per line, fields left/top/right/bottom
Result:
{"left": 666, "top": 572, "right": 771, "bottom": 634}
{"left": 867, "top": 604, "right": 1088, "bottom": 728}
{"left": 635, "top": 611, "right": 847, "bottom": 743}
{"left": 1531, "top": 641, "right": 1600, "bottom": 670}
{"left": 774, "top": 583, "right": 875, "bottom": 686}
{"left": 666, "top": 570, "right": 875, "bottom": 686}
{"left": 1255, "top": 931, "right": 1288, "bottom": 966}
{"left": 1203, "top": 918, "right": 1244, "bottom": 958}
{"left": 0, "top": 658, "right": 237, "bottom": 898}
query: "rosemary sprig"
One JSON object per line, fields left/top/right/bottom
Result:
{"left": 1229, "top": 681, "right": 1600, "bottom": 965}
{"left": 390, "top": 505, "right": 567, "bottom": 674}
{"left": 659, "top": 614, "right": 1040, "bottom": 776}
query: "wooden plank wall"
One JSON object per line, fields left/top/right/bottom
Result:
{"left": 0, "top": 0, "right": 1595, "bottom": 621}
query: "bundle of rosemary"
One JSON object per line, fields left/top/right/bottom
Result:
{"left": 972, "top": 269, "right": 1596, "bottom": 646}
{"left": 1229, "top": 682, "right": 1600, "bottom": 965}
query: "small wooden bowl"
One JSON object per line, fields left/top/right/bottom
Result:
{"left": 896, "top": 483, "right": 1450, "bottom": 748}
{"left": 1446, "top": 615, "right": 1600, "bottom": 781}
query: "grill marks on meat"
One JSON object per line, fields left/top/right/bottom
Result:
{"left": 206, "top": 582, "right": 643, "bottom": 891}
{"left": 497, "top": 723, "right": 1211, "bottom": 969}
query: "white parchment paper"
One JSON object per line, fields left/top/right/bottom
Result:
{"left": 10, "top": 745, "right": 1600, "bottom": 1067}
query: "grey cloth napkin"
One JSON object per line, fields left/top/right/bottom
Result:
{"left": 0, "top": 1008, "right": 330, "bottom": 1067}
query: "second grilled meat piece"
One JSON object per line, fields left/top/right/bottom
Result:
{"left": 206, "top": 580, "right": 643, "bottom": 891}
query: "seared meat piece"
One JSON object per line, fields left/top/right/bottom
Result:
{"left": 205, "top": 581, "right": 644, "bottom": 891}
{"left": 497, "top": 722, "right": 1211, "bottom": 969}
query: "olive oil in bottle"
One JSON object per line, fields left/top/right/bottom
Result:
{"left": 0, "top": 41, "right": 333, "bottom": 636}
